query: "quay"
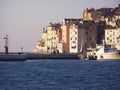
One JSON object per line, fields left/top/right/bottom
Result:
{"left": 0, "top": 53, "right": 26, "bottom": 61}
{"left": 0, "top": 53, "right": 79, "bottom": 61}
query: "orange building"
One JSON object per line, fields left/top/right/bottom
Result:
{"left": 57, "top": 27, "right": 62, "bottom": 43}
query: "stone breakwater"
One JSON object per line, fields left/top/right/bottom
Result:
{"left": 0, "top": 53, "right": 79, "bottom": 61}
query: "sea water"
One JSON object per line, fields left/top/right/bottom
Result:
{"left": 0, "top": 60, "right": 120, "bottom": 90}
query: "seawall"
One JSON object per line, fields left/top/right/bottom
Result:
{"left": 0, "top": 53, "right": 79, "bottom": 61}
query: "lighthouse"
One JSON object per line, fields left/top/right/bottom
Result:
{"left": 3, "top": 34, "right": 9, "bottom": 54}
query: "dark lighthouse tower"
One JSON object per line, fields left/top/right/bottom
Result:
{"left": 3, "top": 34, "right": 9, "bottom": 54}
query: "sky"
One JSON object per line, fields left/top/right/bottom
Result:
{"left": 0, "top": 0, "right": 119, "bottom": 52}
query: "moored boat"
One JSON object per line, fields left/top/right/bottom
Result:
{"left": 87, "top": 44, "right": 120, "bottom": 60}
{"left": 95, "top": 45, "right": 120, "bottom": 60}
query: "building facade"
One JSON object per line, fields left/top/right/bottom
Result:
{"left": 34, "top": 5, "right": 120, "bottom": 53}
{"left": 69, "top": 24, "right": 78, "bottom": 53}
{"left": 46, "top": 25, "right": 58, "bottom": 53}
{"left": 61, "top": 24, "right": 70, "bottom": 52}
{"left": 105, "top": 28, "right": 120, "bottom": 49}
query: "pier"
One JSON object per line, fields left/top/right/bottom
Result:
{"left": 0, "top": 53, "right": 79, "bottom": 61}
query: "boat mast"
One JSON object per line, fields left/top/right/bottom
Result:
{"left": 80, "top": 29, "right": 85, "bottom": 53}
{"left": 80, "top": 39, "right": 83, "bottom": 53}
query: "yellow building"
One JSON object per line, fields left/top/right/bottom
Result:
{"left": 33, "top": 29, "right": 47, "bottom": 53}
{"left": 46, "top": 25, "right": 58, "bottom": 53}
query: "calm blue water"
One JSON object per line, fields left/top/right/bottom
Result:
{"left": 0, "top": 60, "right": 120, "bottom": 90}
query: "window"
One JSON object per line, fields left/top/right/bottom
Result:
{"left": 73, "top": 41, "right": 76, "bottom": 43}
{"left": 75, "top": 32, "right": 77, "bottom": 34}
{"left": 54, "top": 37, "right": 56, "bottom": 39}
{"left": 71, "top": 46, "right": 76, "bottom": 49}
{"left": 75, "top": 37, "right": 77, "bottom": 40}
{"left": 110, "top": 40, "right": 112, "bottom": 43}
{"left": 113, "top": 32, "right": 115, "bottom": 35}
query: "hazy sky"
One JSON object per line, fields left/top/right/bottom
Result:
{"left": 0, "top": 0, "right": 119, "bottom": 52}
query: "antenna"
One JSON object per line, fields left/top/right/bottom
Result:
{"left": 3, "top": 34, "right": 9, "bottom": 54}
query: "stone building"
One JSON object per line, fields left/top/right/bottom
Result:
{"left": 83, "top": 8, "right": 99, "bottom": 21}
{"left": 83, "top": 20, "right": 97, "bottom": 48}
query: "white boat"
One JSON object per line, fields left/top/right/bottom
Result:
{"left": 94, "top": 44, "right": 120, "bottom": 60}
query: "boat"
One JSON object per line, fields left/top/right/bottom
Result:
{"left": 87, "top": 44, "right": 120, "bottom": 60}
{"left": 94, "top": 44, "right": 120, "bottom": 60}
{"left": 78, "top": 53, "right": 86, "bottom": 60}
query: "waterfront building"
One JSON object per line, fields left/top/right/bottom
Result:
{"left": 104, "top": 14, "right": 120, "bottom": 27}
{"left": 45, "top": 23, "right": 61, "bottom": 53}
{"left": 83, "top": 21, "right": 97, "bottom": 48}
{"left": 57, "top": 27, "right": 63, "bottom": 53}
{"left": 34, "top": 4, "right": 120, "bottom": 53}
{"left": 105, "top": 28, "right": 120, "bottom": 50}
{"left": 61, "top": 24, "right": 70, "bottom": 52}
{"left": 46, "top": 24, "right": 58, "bottom": 53}
{"left": 35, "top": 39, "right": 47, "bottom": 53}
{"left": 51, "top": 29, "right": 58, "bottom": 52}
{"left": 69, "top": 24, "right": 78, "bottom": 53}
{"left": 46, "top": 26, "right": 52, "bottom": 52}
{"left": 33, "top": 29, "right": 47, "bottom": 53}
{"left": 61, "top": 18, "right": 83, "bottom": 53}
{"left": 69, "top": 23, "right": 85, "bottom": 53}
{"left": 41, "top": 29, "right": 47, "bottom": 52}
{"left": 96, "top": 21, "right": 106, "bottom": 44}
{"left": 83, "top": 8, "right": 99, "bottom": 21}
{"left": 83, "top": 5, "right": 120, "bottom": 24}
{"left": 57, "top": 43, "right": 63, "bottom": 53}
{"left": 62, "top": 19, "right": 98, "bottom": 53}
{"left": 57, "top": 27, "right": 62, "bottom": 43}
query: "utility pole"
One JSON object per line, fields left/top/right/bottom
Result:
{"left": 3, "top": 34, "right": 9, "bottom": 54}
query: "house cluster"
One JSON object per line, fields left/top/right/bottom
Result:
{"left": 33, "top": 5, "right": 120, "bottom": 53}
